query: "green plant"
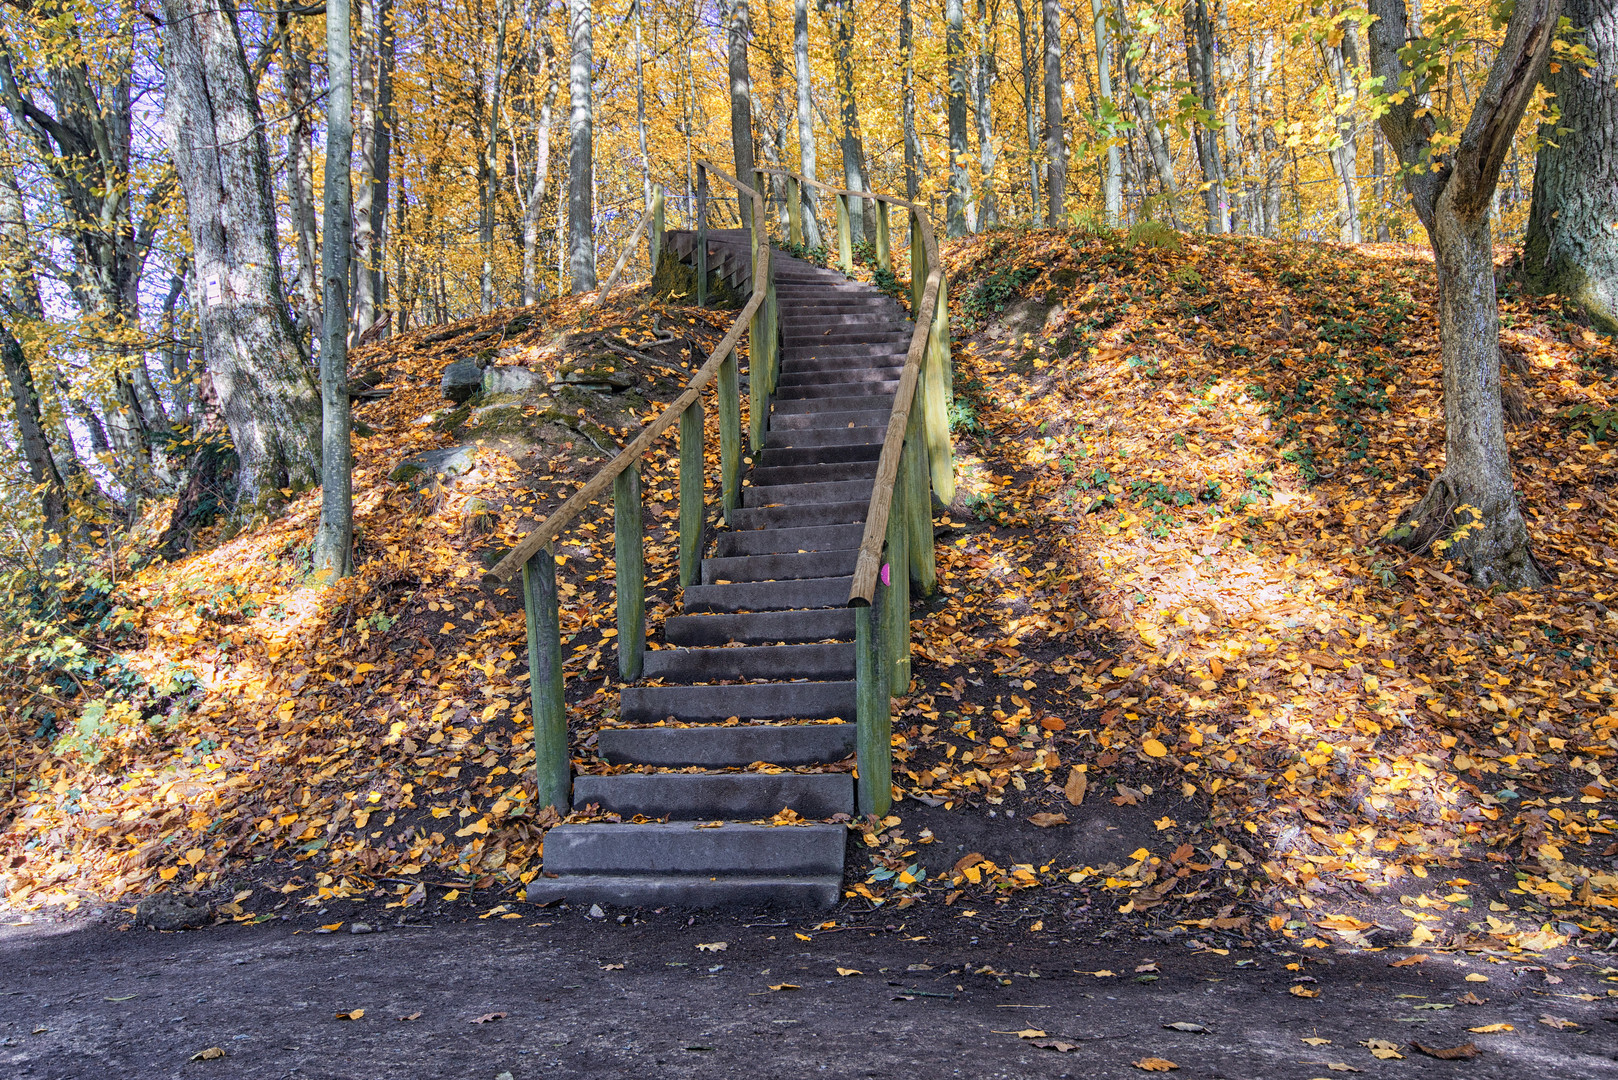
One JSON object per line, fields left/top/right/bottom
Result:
{"left": 1128, "top": 219, "right": 1182, "bottom": 252}
{"left": 1563, "top": 403, "right": 1618, "bottom": 443}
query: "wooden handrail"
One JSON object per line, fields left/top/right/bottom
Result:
{"left": 484, "top": 170, "right": 769, "bottom": 584}
{"left": 592, "top": 190, "right": 661, "bottom": 305}
{"left": 753, "top": 166, "right": 946, "bottom": 608}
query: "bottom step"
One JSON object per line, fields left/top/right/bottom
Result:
{"left": 526, "top": 873, "right": 842, "bottom": 910}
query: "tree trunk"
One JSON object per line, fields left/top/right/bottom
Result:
{"left": 793, "top": 0, "right": 823, "bottom": 246}
{"left": 567, "top": 0, "right": 595, "bottom": 292}
{"left": 522, "top": 37, "right": 559, "bottom": 304}
{"left": 353, "top": 0, "right": 380, "bottom": 333}
{"left": 1367, "top": 0, "right": 1560, "bottom": 588}
{"left": 975, "top": 0, "right": 1000, "bottom": 229}
{"left": 1523, "top": 0, "right": 1617, "bottom": 332}
{"left": 1042, "top": 0, "right": 1065, "bottom": 222}
{"left": 1013, "top": 0, "right": 1040, "bottom": 222}
{"left": 1319, "top": 15, "right": 1363, "bottom": 243}
{"left": 1183, "top": 0, "right": 1227, "bottom": 233}
{"left": 1091, "top": 0, "right": 1121, "bottom": 223}
{"left": 284, "top": 24, "right": 323, "bottom": 343}
{"left": 482, "top": 0, "right": 513, "bottom": 311}
{"left": 828, "top": 0, "right": 868, "bottom": 243}
{"left": 1, "top": 315, "right": 68, "bottom": 553}
{"left": 1115, "top": 0, "right": 1177, "bottom": 223}
{"left": 946, "top": 0, "right": 971, "bottom": 236}
{"left": 160, "top": 0, "right": 322, "bottom": 512}
{"left": 634, "top": 0, "right": 651, "bottom": 211}
{"left": 725, "top": 0, "right": 755, "bottom": 230}
{"left": 316, "top": 0, "right": 355, "bottom": 580}
{"left": 901, "top": 0, "right": 923, "bottom": 202}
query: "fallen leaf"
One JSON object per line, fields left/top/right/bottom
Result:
{"left": 696, "top": 942, "right": 727, "bottom": 952}
{"left": 104, "top": 994, "right": 138, "bottom": 1002}
{"left": 601, "top": 963, "right": 625, "bottom": 970}
{"left": 1142, "top": 738, "right": 1169, "bottom": 758}
{"left": 1135, "top": 962, "right": 1160, "bottom": 973}
{"left": 1538, "top": 1015, "right": 1581, "bottom": 1030}
{"left": 189, "top": 1047, "right": 226, "bottom": 1061}
{"left": 470, "top": 1012, "right": 506, "bottom": 1024}
{"left": 1464, "top": 973, "right": 1489, "bottom": 983}
{"left": 1065, "top": 769, "right": 1088, "bottom": 805}
{"left": 835, "top": 967, "right": 862, "bottom": 977}
{"left": 1467, "top": 1023, "right": 1513, "bottom": 1034}
{"left": 1326, "top": 1064, "right": 1361, "bottom": 1073}
{"left": 1163, "top": 1022, "right": 1208, "bottom": 1033}
{"left": 1028, "top": 811, "right": 1069, "bottom": 828}
{"left": 768, "top": 984, "right": 800, "bottom": 991}
{"left": 794, "top": 933, "right": 812, "bottom": 942}
{"left": 1302, "top": 1037, "right": 1332, "bottom": 1046}
{"left": 1290, "top": 985, "right": 1321, "bottom": 998}
{"left": 1411, "top": 1042, "right": 1479, "bottom": 1060}
{"left": 1361, "top": 1039, "right": 1403, "bottom": 1060}
{"left": 1389, "top": 954, "right": 1428, "bottom": 967}
{"left": 1456, "top": 992, "right": 1488, "bottom": 1006}
{"left": 334, "top": 1009, "right": 364, "bottom": 1021}
{"left": 1133, "top": 1057, "right": 1179, "bottom": 1071}
{"left": 397, "top": 1012, "right": 422, "bottom": 1021}
{"left": 1012, "top": 1028, "right": 1048, "bottom": 1038}
{"left": 1029, "top": 1038, "right": 1080, "bottom": 1052}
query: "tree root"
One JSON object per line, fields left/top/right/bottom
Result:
{"left": 1390, "top": 474, "right": 1548, "bottom": 589}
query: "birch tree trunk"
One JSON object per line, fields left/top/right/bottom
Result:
{"left": 1115, "top": 0, "right": 1177, "bottom": 223}
{"left": 725, "top": 0, "right": 755, "bottom": 230}
{"left": 1042, "top": 0, "right": 1065, "bottom": 222}
{"left": 794, "top": 0, "right": 823, "bottom": 246}
{"left": 901, "top": 0, "right": 923, "bottom": 201}
{"left": 946, "top": 0, "right": 971, "bottom": 235}
{"left": 316, "top": 0, "right": 355, "bottom": 580}
{"left": 1183, "top": 0, "right": 1227, "bottom": 233}
{"left": 522, "top": 37, "right": 558, "bottom": 304}
{"left": 975, "top": 0, "right": 1000, "bottom": 229}
{"left": 482, "top": 0, "right": 513, "bottom": 311}
{"left": 284, "top": 24, "right": 322, "bottom": 343}
{"left": 1091, "top": 0, "right": 1121, "bottom": 223}
{"left": 353, "top": 0, "right": 380, "bottom": 333}
{"left": 1319, "top": 15, "right": 1363, "bottom": 243}
{"left": 1523, "top": 0, "right": 1617, "bottom": 332}
{"left": 567, "top": 0, "right": 596, "bottom": 292}
{"left": 1014, "top": 0, "right": 1041, "bottom": 222}
{"left": 1367, "top": 0, "right": 1559, "bottom": 588}
{"left": 160, "top": 0, "right": 322, "bottom": 512}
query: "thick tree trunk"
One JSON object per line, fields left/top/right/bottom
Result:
{"left": 316, "top": 0, "right": 355, "bottom": 580}
{"left": 946, "top": 0, "right": 971, "bottom": 236}
{"left": 828, "top": 0, "right": 868, "bottom": 243}
{"left": 1523, "top": 0, "right": 1617, "bottom": 332}
{"left": 567, "top": 0, "right": 595, "bottom": 292}
{"left": 793, "top": 0, "right": 823, "bottom": 246}
{"left": 1, "top": 316, "right": 68, "bottom": 553}
{"left": 161, "top": 0, "right": 322, "bottom": 512}
{"left": 1368, "top": 0, "right": 1559, "bottom": 588}
{"left": 725, "top": 0, "right": 755, "bottom": 230}
{"left": 1042, "top": 0, "right": 1065, "bottom": 222}
{"left": 901, "top": 0, "right": 923, "bottom": 202}
{"left": 1013, "top": 0, "right": 1041, "bottom": 222}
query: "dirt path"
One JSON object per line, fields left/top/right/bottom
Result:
{"left": 4, "top": 910, "right": 1614, "bottom": 1079}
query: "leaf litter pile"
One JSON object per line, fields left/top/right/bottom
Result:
{"left": 1, "top": 231, "right": 1616, "bottom": 982}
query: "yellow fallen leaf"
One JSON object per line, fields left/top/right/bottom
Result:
{"left": 695, "top": 942, "right": 727, "bottom": 952}
{"left": 794, "top": 933, "right": 812, "bottom": 942}
{"left": 1361, "top": 1039, "right": 1403, "bottom": 1060}
{"left": 1467, "top": 1023, "right": 1513, "bottom": 1034}
{"left": 836, "top": 967, "right": 862, "bottom": 976}
{"left": 189, "top": 1047, "right": 225, "bottom": 1061}
{"left": 1143, "top": 738, "right": 1168, "bottom": 758}
{"left": 335, "top": 1009, "right": 364, "bottom": 1021}
{"left": 158, "top": 867, "right": 179, "bottom": 882}
{"left": 1464, "top": 973, "right": 1489, "bottom": 983}
{"left": 1302, "top": 1037, "right": 1332, "bottom": 1046}
{"left": 768, "top": 984, "right": 800, "bottom": 991}
{"left": 1290, "top": 985, "right": 1320, "bottom": 998}
{"left": 1133, "top": 1058, "right": 1179, "bottom": 1071}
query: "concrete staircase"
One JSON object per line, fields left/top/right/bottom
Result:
{"left": 528, "top": 229, "right": 913, "bottom": 910}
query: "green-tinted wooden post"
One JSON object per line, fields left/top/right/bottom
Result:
{"left": 748, "top": 274, "right": 767, "bottom": 453}
{"left": 523, "top": 548, "right": 569, "bottom": 812}
{"left": 650, "top": 186, "right": 665, "bottom": 273}
{"left": 718, "top": 350, "right": 741, "bottom": 520}
{"left": 765, "top": 267, "right": 780, "bottom": 393}
{"left": 910, "top": 211, "right": 927, "bottom": 313}
{"left": 923, "top": 283, "right": 956, "bottom": 505}
{"left": 696, "top": 166, "right": 709, "bottom": 308}
{"left": 787, "top": 176, "right": 803, "bottom": 246}
{"left": 903, "top": 410, "right": 936, "bottom": 596}
{"left": 678, "top": 400, "right": 704, "bottom": 587}
{"left": 835, "top": 193, "right": 852, "bottom": 274}
{"left": 875, "top": 200, "right": 891, "bottom": 274}
{"left": 613, "top": 463, "right": 645, "bottom": 681}
{"left": 854, "top": 590, "right": 892, "bottom": 819}
{"left": 884, "top": 470, "right": 911, "bottom": 695}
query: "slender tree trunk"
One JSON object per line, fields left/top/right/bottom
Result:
{"left": 634, "top": 0, "right": 651, "bottom": 210}
{"left": 1012, "top": 0, "right": 1040, "bottom": 222}
{"left": 372, "top": 0, "right": 394, "bottom": 331}
{"left": 946, "top": 0, "right": 971, "bottom": 235}
{"left": 1371, "top": 125, "right": 1392, "bottom": 241}
{"left": 482, "top": 0, "right": 512, "bottom": 311}
{"left": 1042, "top": 0, "right": 1066, "bottom": 223}
{"left": 567, "top": 0, "right": 595, "bottom": 291}
{"left": 160, "top": 0, "right": 322, "bottom": 511}
{"left": 316, "top": 0, "right": 355, "bottom": 580}
{"left": 1523, "top": 0, "right": 1617, "bottom": 332}
{"left": 353, "top": 0, "right": 379, "bottom": 333}
{"left": 284, "top": 25, "right": 322, "bottom": 343}
{"left": 1319, "top": 14, "right": 1363, "bottom": 243}
{"left": 1183, "top": 0, "right": 1227, "bottom": 233}
{"left": 1091, "top": 0, "right": 1121, "bottom": 222}
{"left": 975, "top": 0, "right": 1000, "bottom": 229}
{"left": 725, "top": 0, "right": 755, "bottom": 230}
{"left": 1, "top": 316, "right": 68, "bottom": 552}
{"left": 1368, "top": 0, "right": 1560, "bottom": 588}
{"left": 523, "top": 38, "right": 558, "bottom": 304}
{"left": 794, "top": 0, "right": 823, "bottom": 246}
{"left": 901, "top": 0, "right": 923, "bottom": 201}
{"left": 828, "top": 0, "right": 868, "bottom": 242}
{"left": 1115, "top": 0, "right": 1177, "bottom": 224}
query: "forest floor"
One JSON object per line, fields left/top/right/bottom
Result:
{"left": 2, "top": 228, "right": 1618, "bottom": 1058}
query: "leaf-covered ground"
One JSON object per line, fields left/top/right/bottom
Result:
{"left": 2, "top": 232, "right": 1616, "bottom": 973}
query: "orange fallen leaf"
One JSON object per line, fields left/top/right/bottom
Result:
{"left": 1133, "top": 1058, "right": 1179, "bottom": 1071}
{"left": 1028, "top": 812, "right": 1069, "bottom": 827}
{"left": 334, "top": 1009, "right": 364, "bottom": 1021}
{"left": 1290, "top": 985, "right": 1320, "bottom": 998}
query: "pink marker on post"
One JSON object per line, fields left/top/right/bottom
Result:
{"left": 880, "top": 563, "right": 890, "bottom": 586}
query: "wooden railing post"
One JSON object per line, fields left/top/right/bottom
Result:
{"left": 910, "top": 211, "right": 927, "bottom": 312}
{"left": 718, "top": 350, "right": 741, "bottom": 520}
{"left": 903, "top": 408, "right": 936, "bottom": 596}
{"left": 613, "top": 463, "right": 645, "bottom": 681}
{"left": 678, "top": 400, "right": 704, "bottom": 587}
{"left": 650, "top": 186, "right": 665, "bottom": 273}
{"left": 835, "top": 193, "right": 852, "bottom": 274}
{"left": 855, "top": 586, "right": 892, "bottom": 819}
{"left": 883, "top": 456, "right": 911, "bottom": 694}
{"left": 875, "top": 200, "right": 891, "bottom": 274}
{"left": 523, "top": 548, "right": 569, "bottom": 812}
{"left": 787, "top": 176, "right": 803, "bottom": 246}
{"left": 696, "top": 165, "right": 709, "bottom": 308}
{"left": 923, "top": 282, "right": 956, "bottom": 504}
{"left": 748, "top": 235, "right": 767, "bottom": 453}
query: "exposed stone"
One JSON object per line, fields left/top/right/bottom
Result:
{"left": 349, "top": 922, "right": 374, "bottom": 935}
{"left": 482, "top": 365, "right": 547, "bottom": 396}
{"left": 388, "top": 444, "right": 477, "bottom": 489}
{"left": 440, "top": 361, "right": 484, "bottom": 403}
{"left": 135, "top": 893, "right": 211, "bottom": 931}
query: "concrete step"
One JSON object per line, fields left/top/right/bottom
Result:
{"left": 741, "top": 478, "right": 873, "bottom": 508}
{"left": 621, "top": 679, "right": 855, "bottom": 723}
{"left": 572, "top": 771, "right": 854, "bottom": 820}
{"left": 755, "top": 443, "right": 883, "bottom": 469}
{"left": 768, "top": 409, "right": 892, "bottom": 431}
{"left": 749, "top": 460, "right": 877, "bottom": 486}
{"left": 773, "top": 393, "right": 895, "bottom": 415}
{"left": 680, "top": 572, "right": 855, "bottom": 611}
{"left": 702, "top": 548, "right": 860, "bottom": 584}
{"left": 642, "top": 641, "right": 854, "bottom": 681}
{"left": 539, "top": 822, "right": 846, "bottom": 876}
{"left": 663, "top": 608, "right": 857, "bottom": 646}
{"left": 597, "top": 721, "right": 856, "bottom": 766}
{"left": 726, "top": 500, "right": 867, "bottom": 531}
{"left": 713, "top": 521, "right": 866, "bottom": 557}
{"left": 526, "top": 873, "right": 842, "bottom": 910}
